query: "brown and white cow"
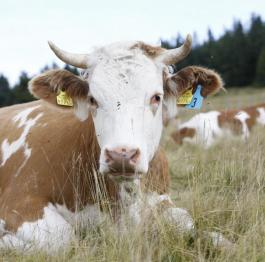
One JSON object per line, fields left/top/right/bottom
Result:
{"left": 0, "top": 37, "right": 228, "bottom": 252}
{"left": 171, "top": 103, "right": 265, "bottom": 148}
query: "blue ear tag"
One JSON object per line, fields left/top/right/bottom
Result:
{"left": 185, "top": 85, "right": 204, "bottom": 109}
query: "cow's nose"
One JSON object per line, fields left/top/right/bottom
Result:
{"left": 104, "top": 147, "right": 141, "bottom": 174}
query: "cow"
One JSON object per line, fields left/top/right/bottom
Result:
{"left": 171, "top": 103, "right": 265, "bottom": 148}
{"left": 0, "top": 36, "right": 229, "bottom": 252}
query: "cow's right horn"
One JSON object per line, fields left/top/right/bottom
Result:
{"left": 48, "top": 41, "right": 89, "bottom": 69}
{"left": 156, "top": 34, "right": 192, "bottom": 65}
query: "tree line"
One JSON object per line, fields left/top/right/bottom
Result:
{"left": 162, "top": 14, "right": 265, "bottom": 87}
{"left": 0, "top": 14, "right": 264, "bottom": 107}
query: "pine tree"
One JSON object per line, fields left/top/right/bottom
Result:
{"left": 0, "top": 74, "right": 13, "bottom": 107}
{"left": 255, "top": 48, "right": 265, "bottom": 86}
{"left": 246, "top": 14, "right": 265, "bottom": 85}
{"left": 12, "top": 72, "right": 35, "bottom": 104}
{"left": 207, "top": 29, "right": 215, "bottom": 42}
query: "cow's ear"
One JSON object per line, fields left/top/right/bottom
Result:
{"left": 164, "top": 66, "right": 223, "bottom": 98}
{"left": 163, "top": 66, "right": 224, "bottom": 118}
{"left": 29, "top": 69, "right": 90, "bottom": 121}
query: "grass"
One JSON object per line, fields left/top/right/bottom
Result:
{"left": 1, "top": 88, "right": 265, "bottom": 261}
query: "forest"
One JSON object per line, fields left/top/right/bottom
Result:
{"left": 0, "top": 14, "right": 264, "bottom": 107}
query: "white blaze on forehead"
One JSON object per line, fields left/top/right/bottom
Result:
{"left": 89, "top": 41, "right": 145, "bottom": 65}
{"left": 89, "top": 52, "right": 162, "bottom": 106}
{"left": 0, "top": 105, "right": 43, "bottom": 175}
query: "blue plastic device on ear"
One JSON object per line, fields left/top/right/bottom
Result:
{"left": 185, "top": 85, "right": 204, "bottom": 109}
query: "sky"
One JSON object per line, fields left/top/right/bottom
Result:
{"left": 0, "top": 0, "right": 265, "bottom": 85}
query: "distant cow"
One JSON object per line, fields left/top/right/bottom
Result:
{"left": 171, "top": 104, "right": 265, "bottom": 148}
{"left": 0, "top": 37, "right": 228, "bottom": 252}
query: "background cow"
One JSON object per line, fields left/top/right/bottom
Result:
{"left": 0, "top": 37, "right": 228, "bottom": 252}
{"left": 171, "top": 103, "right": 265, "bottom": 148}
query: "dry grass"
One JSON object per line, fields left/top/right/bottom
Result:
{"left": 1, "top": 88, "right": 265, "bottom": 261}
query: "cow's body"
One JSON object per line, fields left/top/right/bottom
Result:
{"left": 0, "top": 39, "right": 231, "bottom": 252}
{"left": 0, "top": 100, "right": 177, "bottom": 251}
{"left": 171, "top": 104, "right": 265, "bottom": 148}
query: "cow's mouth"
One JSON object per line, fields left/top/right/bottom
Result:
{"left": 107, "top": 172, "right": 143, "bottom": 182}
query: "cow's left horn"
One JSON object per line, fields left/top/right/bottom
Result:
{"left": 48, "top": 41, "right": 89, "bottom": 69}
{"left": 157, "top": 34, "right": 192, "bottom": 65}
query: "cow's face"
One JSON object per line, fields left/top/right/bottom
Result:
{"left": 29, "top": 38, "right": 223, "bottom": 178}
{"left": 87, "top": 53, "right": 164, "bottom": 174}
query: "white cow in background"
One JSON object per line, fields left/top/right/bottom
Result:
{"left": 171, "top": 104, "right": 265, "bottom": 148}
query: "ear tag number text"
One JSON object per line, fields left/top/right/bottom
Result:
{"left": 185, "top": 85, "right": 203, "bottom": 110}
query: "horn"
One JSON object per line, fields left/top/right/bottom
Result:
{"left": 157, "top": 34, "right": 192, "bottom": 65}
{"left": 48, "top": 41, "right": 89, "bottom": 69}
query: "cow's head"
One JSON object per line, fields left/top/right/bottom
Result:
{"left": 29, "top": 37, "right": 223, "bottom": 178}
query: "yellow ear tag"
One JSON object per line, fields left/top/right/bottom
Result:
{"left": 56, "top": 90, "right": 73, "bottom": 107}
{"left": 177, "top": 89, "right": 193, "bottom": 105}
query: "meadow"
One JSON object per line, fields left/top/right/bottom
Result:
{"left": 1, "top": 88, "right": 265, "bottom": 261}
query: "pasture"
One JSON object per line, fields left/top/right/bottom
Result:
{"left": 1, "top": 88, "right": 265, "bottom": 261}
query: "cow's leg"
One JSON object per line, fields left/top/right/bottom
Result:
{"left": 146, "top": 194, "right": 232, "bottom": 249}
{"left": 0, "top": 203, "right": 74, "bottom": 252}
{"left": 145, "top": 193, "right": 194, "bottom": 232}
{"left": 164, "top": 205, "right": 232, "bottom": 248}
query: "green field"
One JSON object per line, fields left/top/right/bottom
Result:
{"left": 2, "top": 88, "right": 265, "bottom": 261}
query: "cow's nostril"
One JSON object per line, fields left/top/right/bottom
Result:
{"left": 104, "top": 147, "right": 141, "bottom": 173}
{"left": 105, "top": 149, "right": 114, "bottom": 163}
{"left": 129, "top": 149, "right": 140, "bottom": 164}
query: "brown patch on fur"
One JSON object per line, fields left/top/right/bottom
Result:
{"left": 131, "top": 42, "right": 165, "bottom": 58}
{"left": 142, "top": 147, "right": 170, "bottom": 194}
{"left": 171, "top": 127, "right": 196, "bottom": 145}
{"left": 164, "top": 66, "right": 223, "bottom": 98}
{"left": 244, "top": 105, "right": 262, "bottom": 130}
{"left": 162, "top": 104, "right": 170, "bottom": 127}
{"left": 2, "top": 196, "right": 48, "bottom": 232}
{"left": 218, "top": 103, "right": 265, "bottom": 134}
{"left": 218, "top": 110, "right": 243, "bottom": 135}
{"left": 29, "top": 69, "right": 89, "bottom": 107}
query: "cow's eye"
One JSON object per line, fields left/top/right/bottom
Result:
{"left": 150, "top": 94, "right": 162, "bottom": 105}
{"left": 88, "top": 96, "right": 98, "bottom": 107}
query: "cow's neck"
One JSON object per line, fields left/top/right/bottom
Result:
{"left": 118, "top": 179, "right": 142, "bottom": 206}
